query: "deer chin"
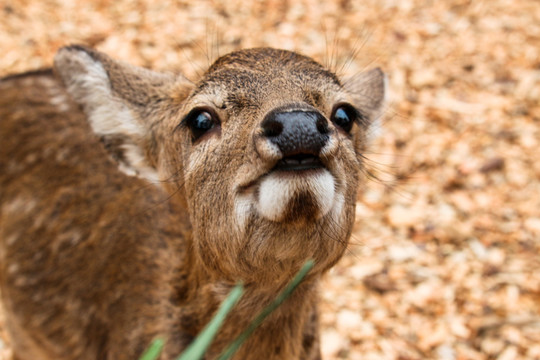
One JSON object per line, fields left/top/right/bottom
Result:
{"left": 235, "top": 168, "right": 333, "bottom": 223}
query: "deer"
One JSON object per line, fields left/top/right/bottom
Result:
{"left": 0, "top": 45, "right": 385, "bottom": 360}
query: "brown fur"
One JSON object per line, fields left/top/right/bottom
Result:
{"left": 0, "top": 46, "right": 385, "bottom": 359}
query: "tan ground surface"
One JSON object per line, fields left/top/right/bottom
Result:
{"left": 1, "top": 0, "right": 539, "bottom": 359}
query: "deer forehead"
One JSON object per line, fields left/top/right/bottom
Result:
{"left": 184, "top": 49, "right": 344, "bottom": 118}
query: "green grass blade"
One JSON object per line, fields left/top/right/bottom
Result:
{"left": 176, "top": 283, "right": 244, "bottom": 360}
{"left": 217, "top": 259, "right": 315, "bottom": 360}
{"left": 139, "top": 338, "right": 165, "bottom": 360}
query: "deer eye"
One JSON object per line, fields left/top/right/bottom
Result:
{"left": 330, "top": 104, "right": 359, "bottom": 133}
{"left": 183, "top": 108, "right": 220, "bottom": 142}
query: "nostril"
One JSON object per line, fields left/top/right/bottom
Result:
{"left": 316, "top": 116, "right": 329, "bottom": 134}
{"left": 262, "top": 118, "right": 284, "bottom": 137}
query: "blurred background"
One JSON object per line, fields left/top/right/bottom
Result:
{"left": 1, "top": 0, "right": 539, "bottom": 359}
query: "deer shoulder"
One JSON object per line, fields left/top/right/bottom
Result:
{"left": 0, "top": 46, "right": 385, "bottom": 360}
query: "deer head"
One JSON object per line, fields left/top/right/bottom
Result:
{"left": 54, "top": 46, "right": 385, "bottom": 285}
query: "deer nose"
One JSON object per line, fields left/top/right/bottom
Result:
{"left": 261, "top": 110, "right": 330, "bottom": 156}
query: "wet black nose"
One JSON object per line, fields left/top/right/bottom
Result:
{"left": 261, "top": 110, "right": 330, "bottom": 156}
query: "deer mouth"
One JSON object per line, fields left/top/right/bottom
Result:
{"left": 273, "top": 154, "right": 325, "bottom": 172}
{"left": 233, "top": 151, "right": 337, "bottom": 223}
{"left": 237, "top": 154, "right": 327, "bottom": 192}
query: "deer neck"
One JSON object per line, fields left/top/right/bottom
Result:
{"left": 177, "top": 262, "right": 321, "bottom": 360}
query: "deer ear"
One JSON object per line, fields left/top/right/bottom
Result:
{"left": 342, "top": 68, "right": 386, "bottom": 135}
{"left": 54, "top": 45, "right": 190, "bottom": 183}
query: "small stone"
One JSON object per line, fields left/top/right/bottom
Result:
{"left": 388, "top": 243, "right": 421, "bottom": 262}
{"left": 321, "top": 329, "right": 348, "bottom": 359}
{"left": 524, "top": 217, "right": 540, "bottom": 235}
{"left": 336, "top": 309, "right": 362, "bottom": 331}
{"left": 349, "top": 260, "right": 384, "bottom": 280}
{"left": 387, "top": 204, "right": 423, "bottom": 227}
{"left": 497, "top": 346, "right": 518, "bottom": 360}
{"left": 409, "top": 67, "right": 438, "bottom": 88}
{"left": 481, "top": 337, "right": 505, "bottom": 355}
{"left": 479, "top": 157, "right": 505, "bottom": 173}
{"left": 436, "top": 344, "right": 456, "bottom": 360}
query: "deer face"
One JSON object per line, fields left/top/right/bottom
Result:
{"left": 54, "top": 46, "right": 385, "bottom": 284}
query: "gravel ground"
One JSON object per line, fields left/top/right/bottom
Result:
{"left": 1, "top": 1, "right": 539, "bottom": 359}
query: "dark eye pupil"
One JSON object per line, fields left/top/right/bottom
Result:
{"left": 332, "top": 107, "right": 354, "bottom": 132}
{"left": 187, "top": 110, "right": 215, "bottom": 142}
{"left": 194, "top": 112, "right": 213, "bottom": 131}
{"left": 335, "top": 108, "right": 349, "bottom": 124}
